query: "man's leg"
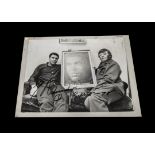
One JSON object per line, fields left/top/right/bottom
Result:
{"left": 84, "top": 96, "right": 91, "bottom": 111}
{"left": 84, "top": 93, "right": 109, "bottom": 112}
{"left": 37, "top": 85, "right": 54, "bottom": 112}
{"left": 53, "top": 98, "right": 68, "bottom": 112}
{"left": 52, "top": 85, "right": 69, "bottom": 112}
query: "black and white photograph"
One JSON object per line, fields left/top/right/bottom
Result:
{"left": 15, "top": 36, "right": 141, "bottom": 117}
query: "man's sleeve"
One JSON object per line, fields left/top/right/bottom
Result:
{"left": 28, "top": 65, "right": 41, "bottom": 86}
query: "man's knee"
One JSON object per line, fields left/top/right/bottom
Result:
{"left": 54, "top": 102, "right": 68, "bottom": 112}
{"left": 40, "top": 102, "right": 54, "bottom": 112}
{"left": 84, "top": 95, "right": 93, "bottom": 111}
{"left": 38, "top": 97, "right": 52, "bottom": 104}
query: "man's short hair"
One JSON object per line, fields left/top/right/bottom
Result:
{"left": 98, "top": 48, "right": 112, "bottom": 60}
{"left": 49, "top": 52, "right": 59, "bottom": 59}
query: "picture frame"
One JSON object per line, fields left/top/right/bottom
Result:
{"left": 61, "top": 50, "right": 97, "bottom": 89}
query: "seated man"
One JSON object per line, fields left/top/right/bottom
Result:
{"left": 27, "top": 52, "right": 68, "bottom": 112}
{"left": 84, "top": 48, "right": 127, "bottom": 112}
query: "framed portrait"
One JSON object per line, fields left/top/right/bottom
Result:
{"left": 62, "top": 51, "right": 97, "bottom": 89}
{"left": 15, "top": 36, "right": 141, "bottom": 117}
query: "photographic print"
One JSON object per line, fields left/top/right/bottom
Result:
{"left": 15, "top": 36, "right": 141, "bottom": 117}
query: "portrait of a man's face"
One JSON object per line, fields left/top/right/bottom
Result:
{"left": 62, "top": 51, "right": 96, "bottom": 88}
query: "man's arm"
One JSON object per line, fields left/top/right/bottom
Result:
{"left": 28, "top": 65, "right": 42, "bottom": 96}
{"left": 28, "top": 65, "right": 42, "bottom": 86}
{"left": 95, "top": 63, "right": 121, "bottom": 88}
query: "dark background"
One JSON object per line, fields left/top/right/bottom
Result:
{"left": 0, "top": 22, "right": 154, "bottom": 133}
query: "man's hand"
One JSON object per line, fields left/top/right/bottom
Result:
{"left": 30, "top": 84, "right": 38, "bottom": 96}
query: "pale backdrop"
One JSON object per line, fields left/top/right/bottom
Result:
{"left": 24, "top": 37, "right": 128, "bottom": 84}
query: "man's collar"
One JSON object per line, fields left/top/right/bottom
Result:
{"left": 101, "top": 59, "right": 112, "bottom": 65}
{"left": 98, "top": 59, "right": 112, "bottom": 68}
{"left": 47, "top": 62, "right": 51, "bottom": 66}
{"left": 47, "top": 62, "right": 57, "bottom": 67}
